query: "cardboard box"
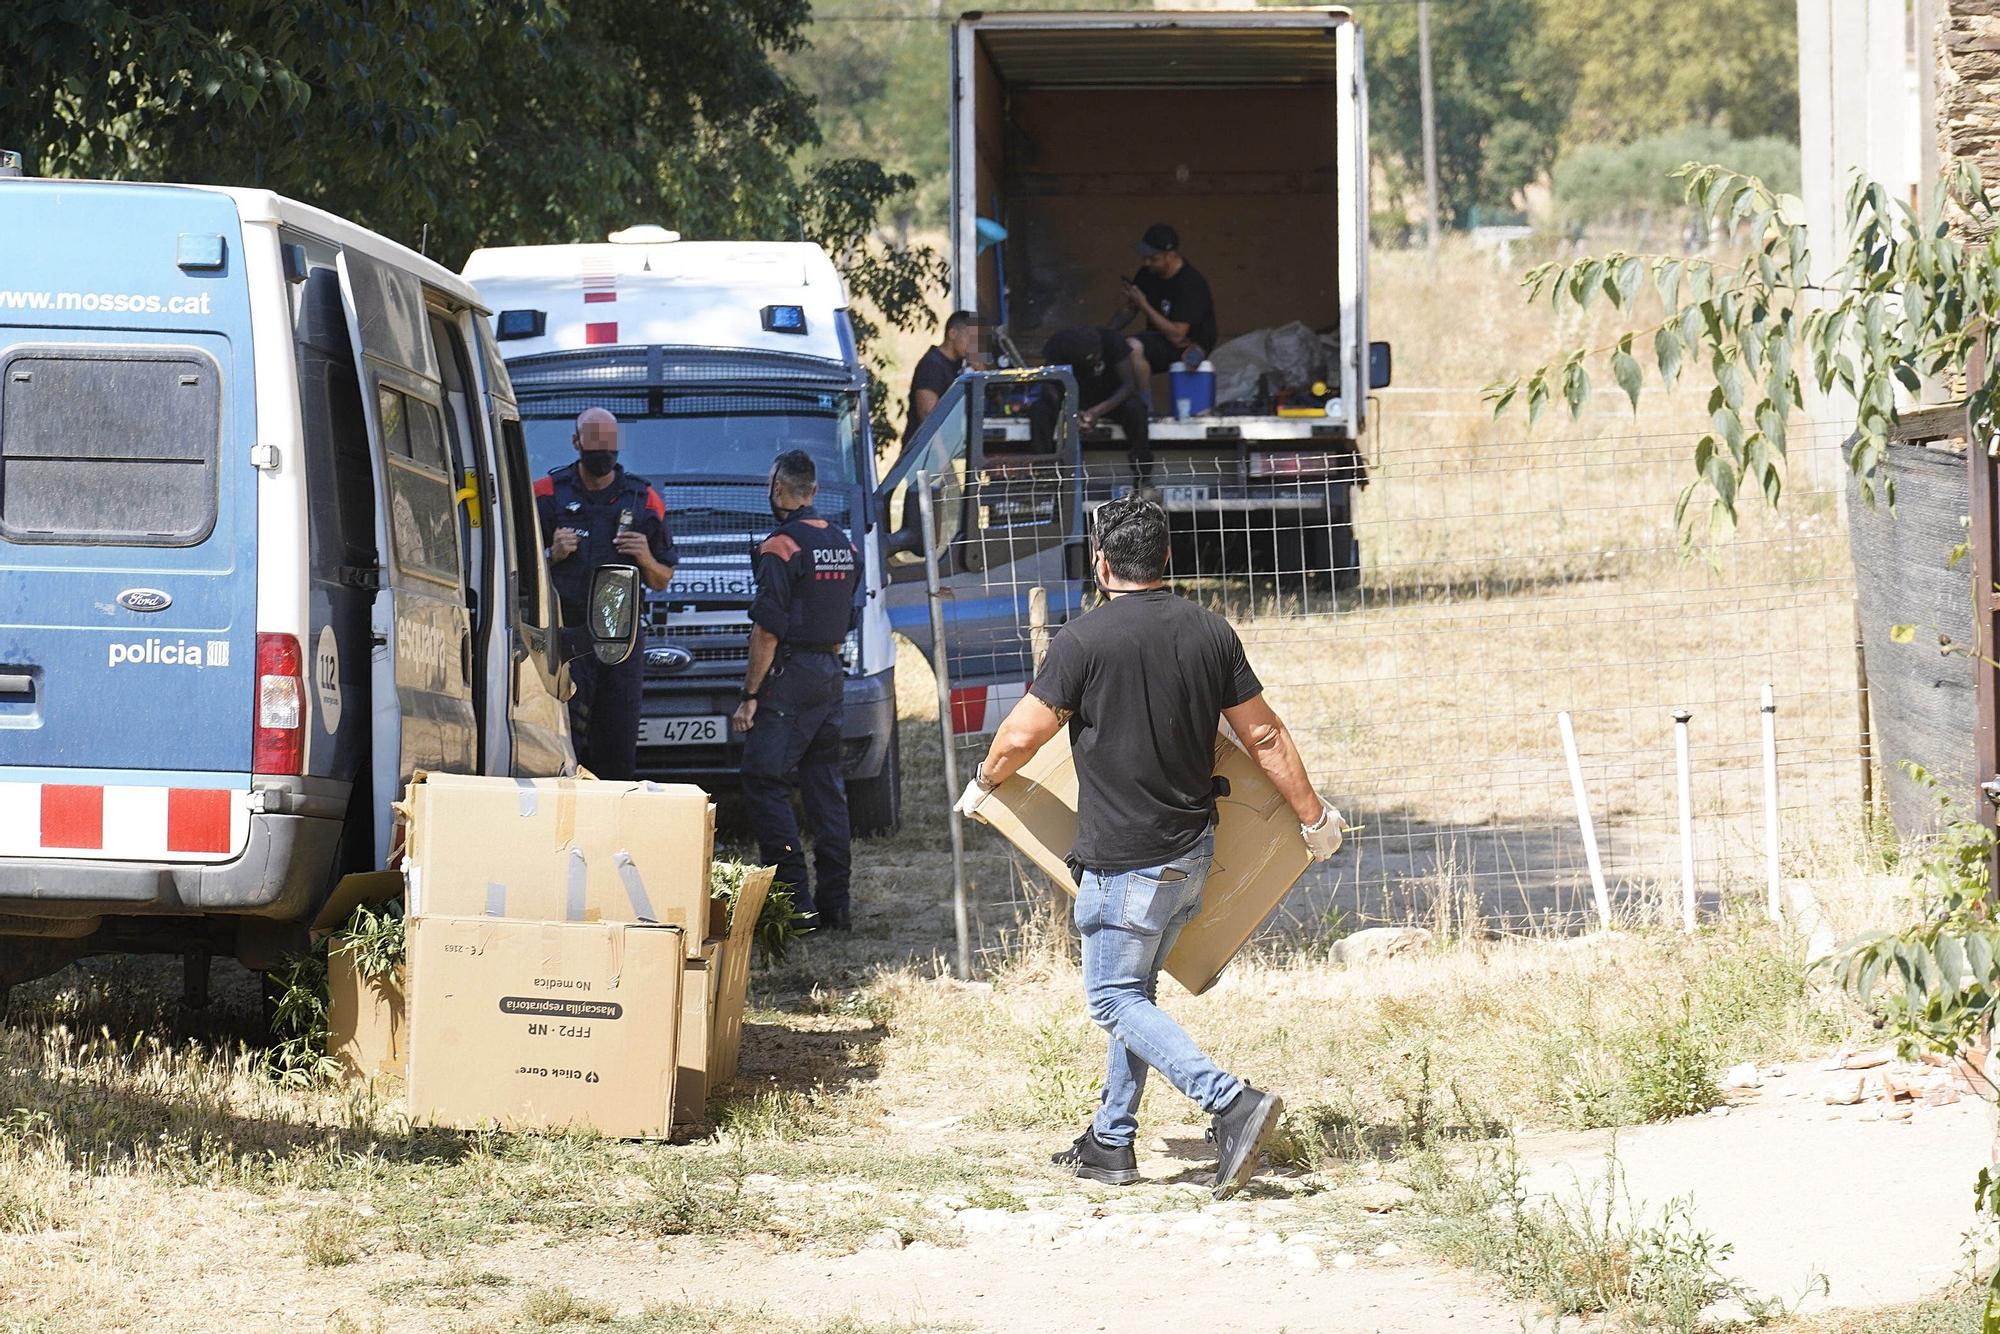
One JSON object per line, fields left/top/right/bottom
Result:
{"left": 327, "top": 951, "right": 406, "bottom": 1083}
{"left": 972, "top": 730, "right": 1311, "bottom": 995}
{"left": 405, "top": 915, "right": 685, "bottom": 1139}
{"left": 708, "top": 866, "right": 773, "bottom": 1089}
{"left": 675, "top": 950, "right": 719, "bottom": 1128}
{"left": 401, "top": 773, "right": 715, "bottom": 954}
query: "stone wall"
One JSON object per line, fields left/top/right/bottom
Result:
{"left": 1943, "top": 0, "right": 2000, "bottom": 233}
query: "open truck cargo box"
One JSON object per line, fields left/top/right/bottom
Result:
{"left": 973, "top": 729, "right": 1312, "bottom": 994}
{"left": 953, "top": 6, "right": 1368, "bottom": 440}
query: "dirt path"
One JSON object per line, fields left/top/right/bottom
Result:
{"left": 1517, "top": 1055, "right": 1991, "bottom": 1315}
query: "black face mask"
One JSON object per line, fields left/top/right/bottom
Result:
{"left": 579, "top": 449, "right": 617, "bottom": 479}
{"left": 769, "top": 489, "right": 798, "bottom": 523}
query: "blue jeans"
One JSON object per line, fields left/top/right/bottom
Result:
{"left": 1074, "top": 829, "right": 1243, "bottom": 1147}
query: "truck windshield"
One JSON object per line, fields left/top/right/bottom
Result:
{"left": 520, "top": 389, "right": 862, "bottom": 485}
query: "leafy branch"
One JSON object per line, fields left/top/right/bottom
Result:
{"left": 1487, "top": 160, "right": 2000, "bottom": 546}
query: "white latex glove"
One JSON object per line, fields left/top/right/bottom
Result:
{"left": 954, "top": 776, "right": 992, "bottom": 821}
{"left": 1302, "top": 798, "right": 1345, "bottom": 860}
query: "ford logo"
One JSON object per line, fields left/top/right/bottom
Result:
{"left": 116, "top": 588, "right": 172, "bottom": 613}
{"left": 645, "top": 644, "right": 695, "bottom": 673}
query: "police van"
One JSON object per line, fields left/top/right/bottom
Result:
{"left": 462, "top": 232, "right": 908, "bottom": 832}
{"left": 0, "top": 169, "right": 635, "bottom": 1001}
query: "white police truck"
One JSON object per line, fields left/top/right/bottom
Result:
{"left": 463, "top": 232, "right": 905, "bottom": 832}
{"left": 0, "top": 167, "right": 638, "bottom": 1003}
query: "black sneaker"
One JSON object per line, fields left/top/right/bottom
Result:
{"left": 821, "top": 906, "right": 852, "bottom": 932}
{"left": 1051, "top": 1129, "right": 1139, "bottom": 1186}
{"left": 1210, "top": 1086, "right": 1283, "bottom": 1200}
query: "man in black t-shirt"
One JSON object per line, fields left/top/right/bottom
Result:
{"left": 957, "top": 496, "right": 1346, "bottom": 1199}
{"left": 1111, "top": 223, "right": 1218, "bottom": 374}
{"left": 1032, "top": 325, "right": 1155, "bottom": 481}
{"left": 902, "top": 310, "right": 981, "bottom": 448}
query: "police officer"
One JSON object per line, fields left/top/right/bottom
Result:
{"left": 534, "top": 407, "right": 677, "bottom": 779}
{"left": 732, "top": 449, "right": 859, "bottom": 931}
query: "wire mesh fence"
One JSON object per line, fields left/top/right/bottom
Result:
{"left": 909, "top": 401, "right": 1864, "bottom": 950}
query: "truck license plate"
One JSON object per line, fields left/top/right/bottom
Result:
{"left": 1115, "top": 484, "right": 1210, "bottom": 506}
{"left": 639, "top": 715, "right": 727, "bottom": 746}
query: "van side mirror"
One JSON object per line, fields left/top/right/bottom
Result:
{"left": 587, "top": 565, "right": 642, "bottom": 665}
{"left": 885, "top": 523, "right": 924, "bottom": 561}
{"left": 1368, "top": 341, "right": 1394, "bottom": 390}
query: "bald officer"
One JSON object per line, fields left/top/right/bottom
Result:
{"left": 535, "top": 407, "right": 677, "bottom": 778}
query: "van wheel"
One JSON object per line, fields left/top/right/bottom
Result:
{"left": 849, "top": 727, "right": 902, "bottom": 837}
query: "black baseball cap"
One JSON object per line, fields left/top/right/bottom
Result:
{"left": 1135, "top": 223, "right": 1179, "bottom": 256}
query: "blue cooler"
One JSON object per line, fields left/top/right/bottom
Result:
{"left": 1169, "top": 367, "right": 1216, "bottom": 418}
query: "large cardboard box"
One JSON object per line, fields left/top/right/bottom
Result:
{"left": 405, "top": 915, "right": 685, "bottom": 1139}
{"left": 327, "top": 952, "right": 405, "bottom": 1083}
{"left": 401, "top": 774, "right": 715, "bottom": 954}
{"left": 972, "top": 730, "right": 1311, "bottom": 995}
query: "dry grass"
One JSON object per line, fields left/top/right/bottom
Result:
{"left": 0, "top": 236, "right": 1911, "bottom": 1329}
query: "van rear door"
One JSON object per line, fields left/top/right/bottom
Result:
{"left": 0, "top": 183, "right": 256, "bottom": 860}
{"left": 333, "top": 251, "right": 478, "bottom": 861}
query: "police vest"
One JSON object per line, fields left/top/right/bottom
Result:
{"left": 750, "top": 507, "right": 860, "bottom": 649}
{"left": 535, "top": 464, "right": 665, "bottom": 614}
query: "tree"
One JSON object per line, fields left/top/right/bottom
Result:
{"left": 0, "top": 0, "right": 944, "bottom": 431}
{"left": 1489, "top": 162, "right": 1995, "bottom": 542}
{"left": 1361, "top": 0, "right": 1574, "bottom": 224}
{"left": 1541, "top": 0, "right": 1799, "bottom": 150}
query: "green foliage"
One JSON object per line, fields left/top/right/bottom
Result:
{"left": 332, "top": 902, "right": 405, "bottom": 983}
{"left": 1554, "top": 126, "right": 1800, "bottom": 224}
{"left": 793, "top": 159, "right": 951, "bottom": 440}
{"left": 1822, "top": 771, "right": 2000, "bottom": 1323}
{"left": 1410, "top": 1139, "right": 1745, "bottom": 1331}
{"left": 1541, "top": 0, "right": 1798, "bottom": 148}
{"left": 1363, "top": 0, "right": 1574, "bottom": 222}
{"left": 263, "top": 945, "right": 339, "bottom": 1089}
{"left": 1829, "top": 773, "right": 2000, "bottom": 1072}
{"left": 1490, "top": 159, "right": 2000, "bottom": 546}
{"left": 711, "top": 860, "right": 806, "bottom": 965}
{"left": 2, "top": 1, "right": 944, "bottom": 423}
{"left": 1618, "top": 1007, "right": 1722, "bottom": 1121}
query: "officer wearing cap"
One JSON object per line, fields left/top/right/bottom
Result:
{"left": 732, "top": 449, "right": 861, "bottom": 931}
{"left": 1111, "top": 223, "right": 1219, "bottom": 375}
{"left": 535, "top": 407, "right": 677, "bottom": 779}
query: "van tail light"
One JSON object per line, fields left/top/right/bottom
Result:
{"left": 253, "top": 632, "right": 305, "bottom": 774}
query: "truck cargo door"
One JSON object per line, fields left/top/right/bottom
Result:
{"left": 334, "top": 252, "right": 479, "bottom": 863}
{"left": 1335, "top": 18, "right": 1365, "bottom": 440}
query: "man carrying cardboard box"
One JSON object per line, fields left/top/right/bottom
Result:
{"left": 956, "top": 496, "right": 1345, "bottom": 1199}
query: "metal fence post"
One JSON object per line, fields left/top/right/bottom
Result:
{"left": 918, "top": 472, "right": 974, "bottom": 981}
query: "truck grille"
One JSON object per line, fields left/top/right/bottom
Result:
{"left": 644, "top": 614, "right": 751, "bottom": 675}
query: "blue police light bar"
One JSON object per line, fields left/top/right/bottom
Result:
{"left": 761, "top": 304, "right": 808, "bottom": 334}
{"left": 176, "top": 233, "right": 226, "bottom": 271}
{"left": 496, "top": 309, "right": 547, "bottom": 341}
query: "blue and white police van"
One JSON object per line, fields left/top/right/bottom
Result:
{"left": 0, "top": 166, "right": 599, "bottom": 1002}
{"left": 462, "top": 232, "right": 912, "bottom": 831}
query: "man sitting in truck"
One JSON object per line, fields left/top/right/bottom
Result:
{"left": 902, "top": 310, "right": 981, "bottom": 450}
{"left": 1110, "top": 223, "right": 1218, "bottom": 375}
{"left": 1033, "top": 326, "right": 1155, "bottom": 486}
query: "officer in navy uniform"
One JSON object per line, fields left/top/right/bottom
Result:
{"left": 534, "top": 407, "right": 677, "bottom": 779}
{"left": 731, "top": 449, "right": 859, "bottom": 931}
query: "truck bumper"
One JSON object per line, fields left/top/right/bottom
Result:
{"left": 0, "top": 812, "right": 343, "bottom": 922}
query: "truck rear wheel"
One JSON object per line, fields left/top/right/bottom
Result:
{"left": 849, "top": 726, "right": 903, "bottom": 837}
